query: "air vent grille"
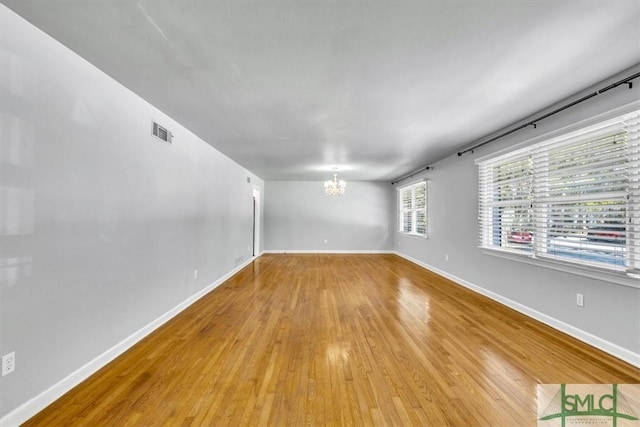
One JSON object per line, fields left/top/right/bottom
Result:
{"left": 152, "top": 121, "right": 172, "bottom": 144}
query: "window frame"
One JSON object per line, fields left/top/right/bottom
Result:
{"left": 476, "top": 106, "right": 640, "bottom": 287}
{"left": 397, "top": 180, "right": 428, "bottom": 238}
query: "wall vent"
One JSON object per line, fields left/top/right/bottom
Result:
{"left": 152, "top": 121, "right": 172, "bottom": 144}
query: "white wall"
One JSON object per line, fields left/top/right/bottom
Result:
{"left": 0, "top": 6, "right": 264, "bottom": 422}
{"left": 264, "top": 181, "right": 393, "bottom": 252}
{"left": 395, "top": 65, "right": 640, "bottom": 365}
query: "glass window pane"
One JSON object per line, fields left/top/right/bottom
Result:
{"left": 402, "top": 212, "right": 412, "bottom": 233}
{"left": 401, "top": 189, "right": 412, "bottom": 209}
{"left": 416, "top": 210, "right": 426, "bottom": 235}
{"left": 415, "top": 184, "right": 426, "bottom": 209}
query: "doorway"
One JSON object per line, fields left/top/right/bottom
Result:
{"left": 252, "top": 186, "right": 261, "bottom": 257}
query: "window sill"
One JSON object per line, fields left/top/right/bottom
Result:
{"left": 398, "top": 232, "right": 428, "bottom": 239}
{"left": 481, "top": 247, "right": 640, "bottom": 289}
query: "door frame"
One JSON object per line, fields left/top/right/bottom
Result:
{"left": 252, "top": 186, "right": 261, "bottom": 257}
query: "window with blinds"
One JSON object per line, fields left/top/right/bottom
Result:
{"left": 398, "top": 180, "right": 427, "bottom": 237}
{"left": 478, "top": 109, "right": 640, "bottom": 277}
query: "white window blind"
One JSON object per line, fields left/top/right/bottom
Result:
{"left": 478, "top": 152, "right": 534, "bottom": 254}
{"left": 478, "top": 109, "right": 640, "bottom": 277}
{"left": 398, "top": 180, "right": 427, "bottom": 236}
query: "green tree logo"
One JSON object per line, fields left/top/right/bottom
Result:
{"left": 539, "top": 384, "right": 639, "bottom": 427}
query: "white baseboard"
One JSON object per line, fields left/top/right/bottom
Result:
{"left": 0, "top": 258, "right": 257, "bottom": 427}
{"left": 262, "top": 249, "right": 394, "bottom": 254}
{"left": 5, "top": 252, "right": 636, "bottom": 426}
{"left": 393, "top": 251, "right": 640, "bottom": 369}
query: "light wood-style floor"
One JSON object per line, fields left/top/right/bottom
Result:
{"left": 24, "top": 254, "right": 640, "bottom": 426}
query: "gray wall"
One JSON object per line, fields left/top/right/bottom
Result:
{"left": 264, "top": 181, "right": 393, "bottom": 251}
{"left": 2, "top": 3, "right": 638, "bottom": 422}
{"left": 395, "top": 66, "right": 640, "bottom": 358}
{"left": 0, "top": 7, "right": 264, "bottom": 419}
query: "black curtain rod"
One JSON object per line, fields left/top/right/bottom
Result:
{"left": 391, "top": 166, "right": 431, "bottom": 185}
{"left": 456, "top": 70, "right": 640, "bottom": 157}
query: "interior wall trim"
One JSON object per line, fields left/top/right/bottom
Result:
{"left": 0, "top": 257, "right": 258, "bottom": 427}
{"left": 5, "top": 250, "right": 635, "bottom": 426}
{"left": 393, "top": 251, "right": 640, "bottom": 369}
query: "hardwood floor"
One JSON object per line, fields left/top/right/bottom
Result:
{"left": 24, "top": 254, "right": 640, "bottom": 426}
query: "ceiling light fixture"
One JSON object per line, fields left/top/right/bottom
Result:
{"left": 324, "top": 169, "right": 346, "bottom": 197}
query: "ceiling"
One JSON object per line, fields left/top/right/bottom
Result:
{"left": 4, "top": 1, "right": 640, "bottom": 181}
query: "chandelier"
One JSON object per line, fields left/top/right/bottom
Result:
{"left": 324, "top": 172, "right": 346, "bottom": 196}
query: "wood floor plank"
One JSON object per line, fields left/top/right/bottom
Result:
{"left": 22, "top": 254, "right": 640, "bottom": 426}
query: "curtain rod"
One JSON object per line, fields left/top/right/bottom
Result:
{"left": 391, "top": 166, "right": 431, "bottom": 185}
{"left": 456, "top": 70, "right": 640, "bottom": 157}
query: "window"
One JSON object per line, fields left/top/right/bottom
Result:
{"left": 478, "top": 109, "right": 640, "bottom": 278}
{"left": 398, "top": 180, "right": 427, "bottom": 236}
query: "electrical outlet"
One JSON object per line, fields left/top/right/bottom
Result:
{"left": 445, "top": 254, "right": 449, "bottom": 261}
{"left": 2, "top": 352, "right": 15, "bottom": 376}
{"left": 576, "top": 293, "right": 584, "bottom": 307}
{"left": 193, "top": 269, "right": 198, "bottom": 279}
{"left": 324, "top": 239, "right": 328, "bottom": 244}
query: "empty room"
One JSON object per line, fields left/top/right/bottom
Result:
{"left": 1, "top": 1, "right": 640, "bottom": 426}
